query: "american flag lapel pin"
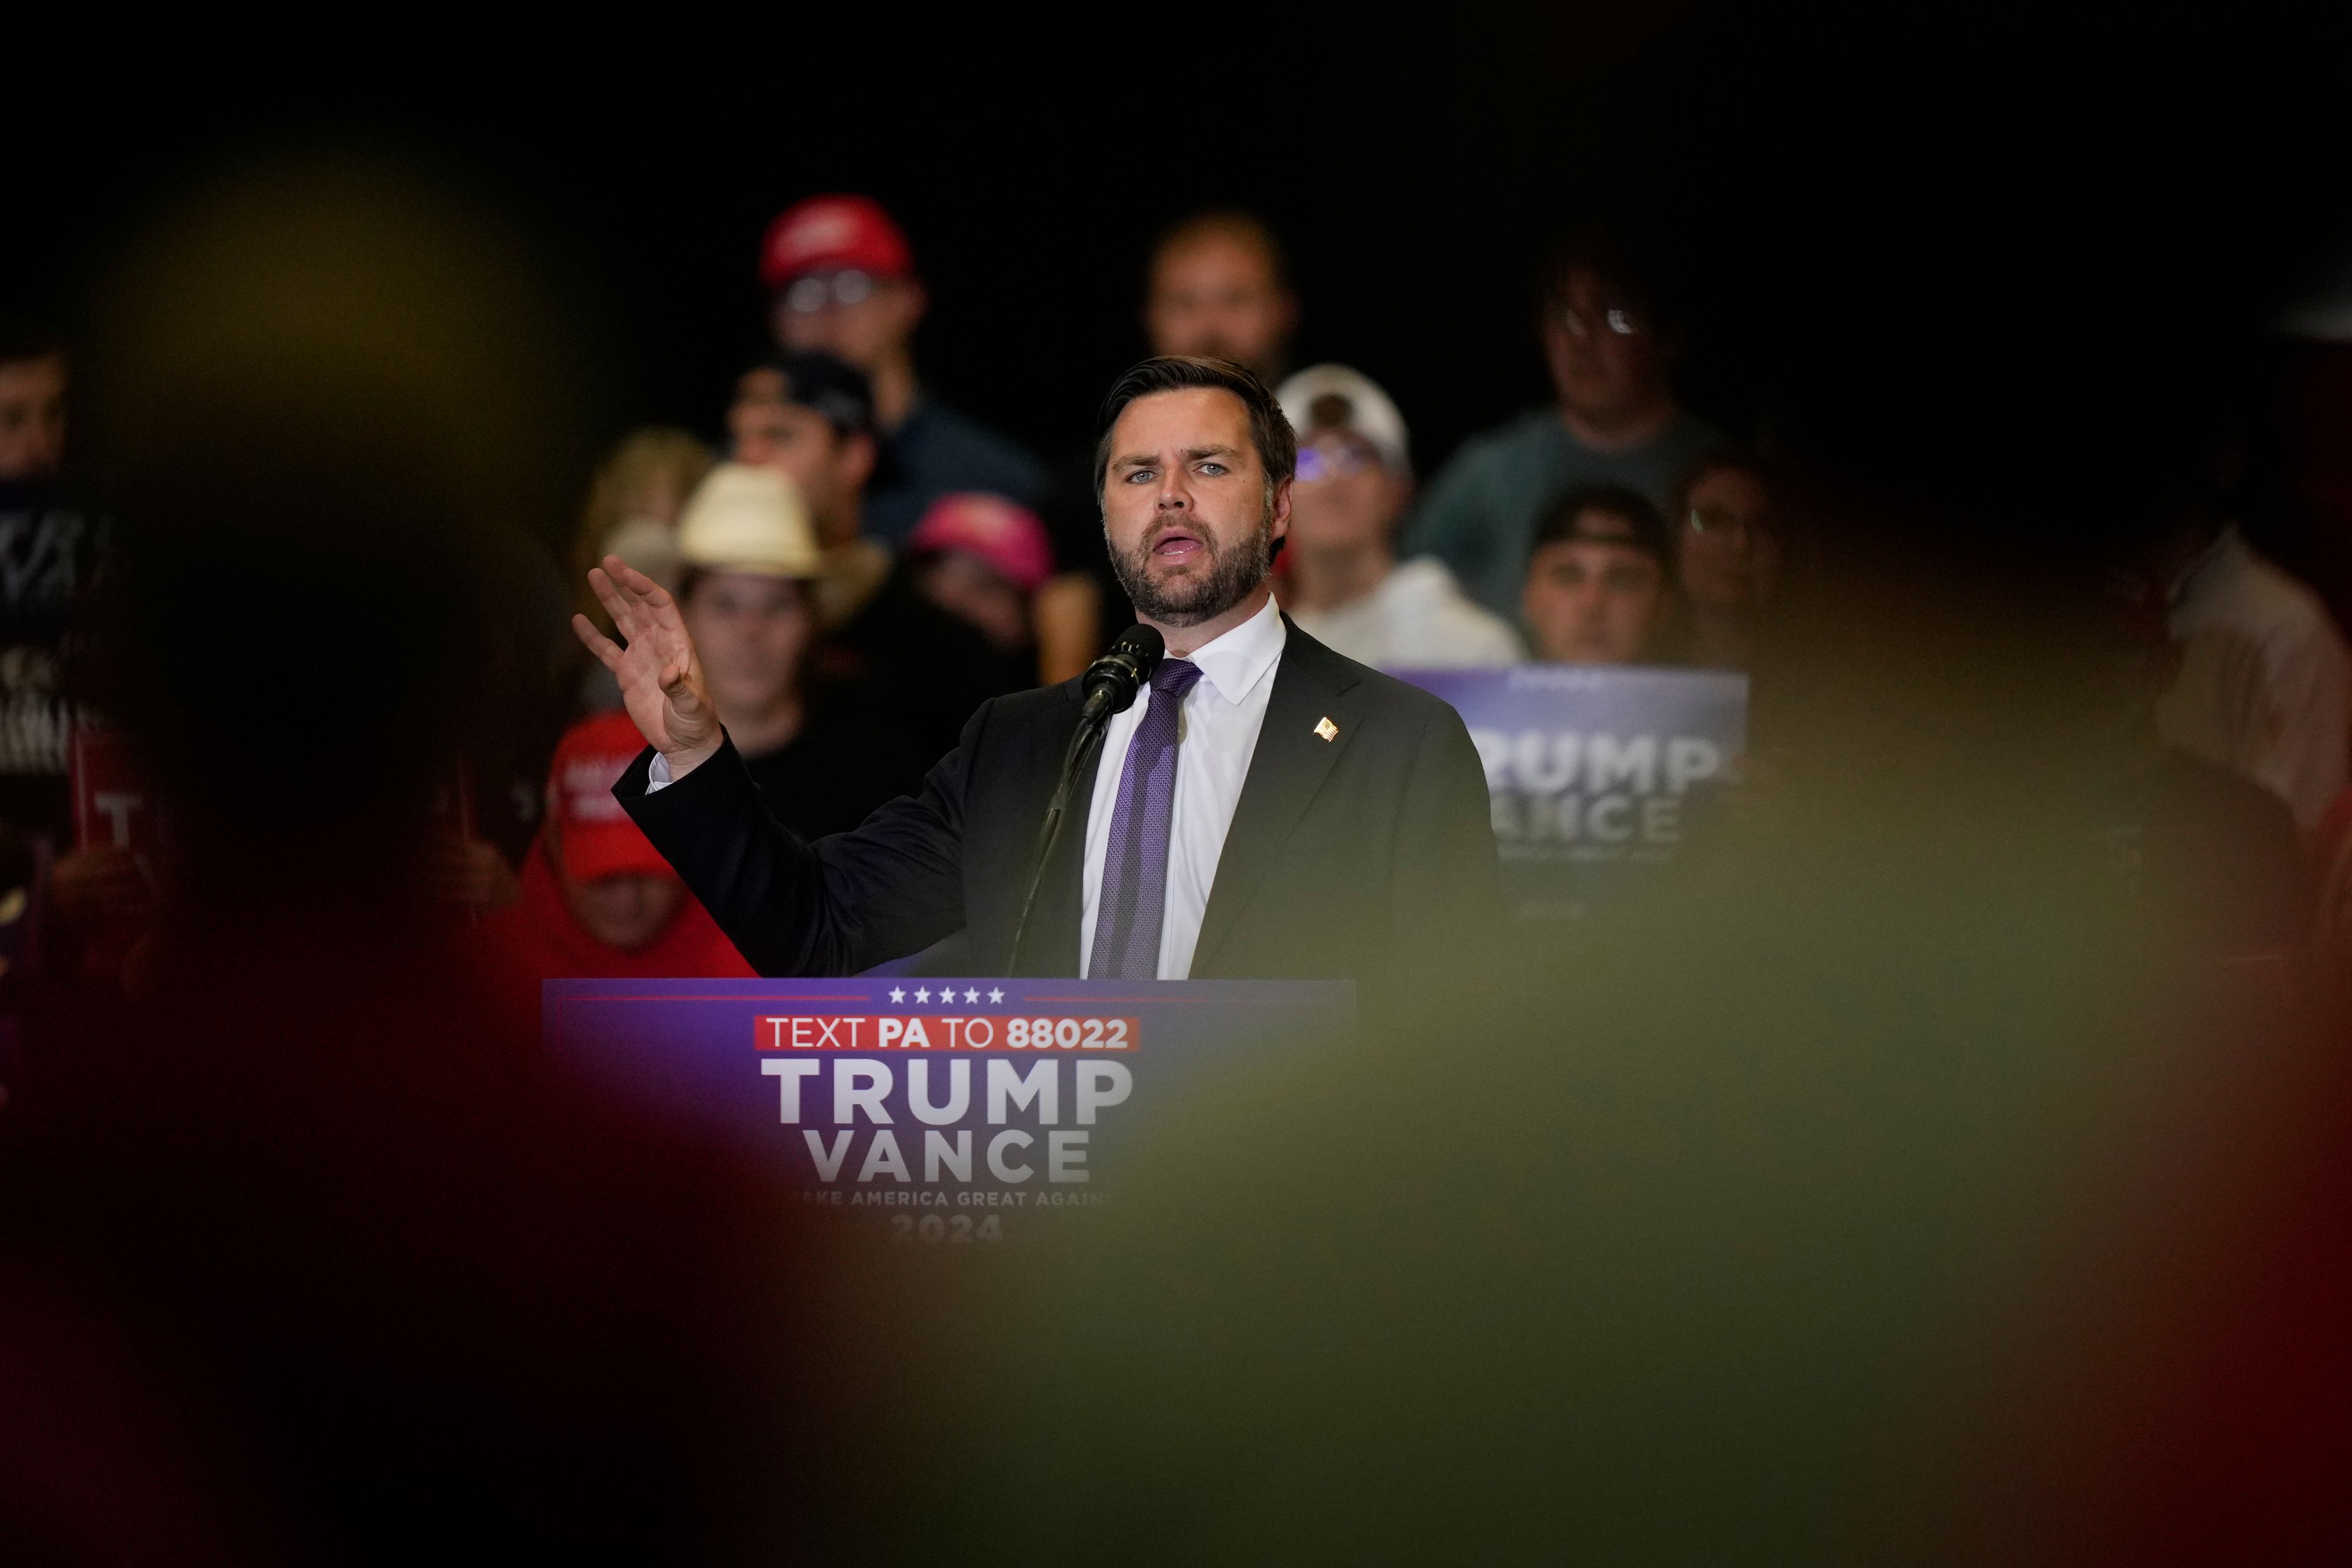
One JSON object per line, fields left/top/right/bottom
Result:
{"left": 1314, "top": 716, "right": 1339, "bottom": 742}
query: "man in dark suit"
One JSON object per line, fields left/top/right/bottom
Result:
{"left": 573, "top": 356, "right": 1498, "bottom": 987}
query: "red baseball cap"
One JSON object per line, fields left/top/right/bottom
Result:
{"left": 907, "top": 492, "right": 1057, "bottom": 595}
{"left": 548, "top": 712, "right": 674, "bottom": 882}
{"left": 759, "top": 195, "right": 915, "bottom": 292}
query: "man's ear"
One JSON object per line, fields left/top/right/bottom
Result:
{"left": 840, "top": 431, "right": 878, "bottom": 492}
{"left": 890, "top": 277, "right": 929, "bottom": 334}
{"left": 1269, "top": 475, "right": 1294, "bottom": 542}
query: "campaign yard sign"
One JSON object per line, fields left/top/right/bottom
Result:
{"left": 545, "top": 978, "right": 1352, "bottom": 1242}
{"left": 1395, "top": 665, "right": 1748, "bottom": 920}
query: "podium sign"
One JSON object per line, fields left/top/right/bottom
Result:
{"left": 1396, "top": 665, "right": 1747, "bottom": 920}
{"left": 545, "top": 977, "right": 1352, "bottom": 1238}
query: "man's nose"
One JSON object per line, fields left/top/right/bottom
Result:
{"left": 1156, "top": 475, "right": 1191, "bottom": 510}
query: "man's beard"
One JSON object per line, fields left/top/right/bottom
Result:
{"left": 1107, "top": 507, "right": 1275, "bottom": 627}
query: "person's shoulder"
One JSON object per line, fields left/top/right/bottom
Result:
{"left": 1661, "top": 408, "right": 1726, "bottom": 453}
{"left": 2200, "top": 541, "right": 2352, "bottom": 680}
{"left": 899, "top": 399, "right": 1046, "bottom": 493}
{"left": 938, "top": 677, "right": 1080, "bottom": 758}
{"left": 1434, "top": 408, "right": 1562, "bottom": 473}
{"left": 986, "top": 676, "right": 1082, "bottom": 723}
{"left": 1382, "top": 556, "right": 1494, "bottom": 619}
{"left": 2239, "top": 549, "right": 2345, "bottom": 641}
{"left": 1281, "top": 618, "right": 1465, "bottom": 725}
{"left": 1380, "top": 559, "right": 1525, "bottom": 664}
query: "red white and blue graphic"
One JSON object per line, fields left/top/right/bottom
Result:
{"left": 545, "top": 978, "right": 1353, "bottom": 1234}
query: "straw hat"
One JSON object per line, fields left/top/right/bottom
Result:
{"left": 674, "top": 462, "right": 823, "bottom": 578}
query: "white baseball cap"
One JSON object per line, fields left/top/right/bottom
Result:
{"left": 1276, "top": 364, "right": 1411, "bottom": 477}
{"left": 674, "top": 462, "right": 823, "bottom": 578}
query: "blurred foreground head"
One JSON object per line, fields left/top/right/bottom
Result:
{"left": 76, "top": 155, "right": 579, "bottom": 892}
{"left": 4, "top": 158, "right": 899, "bottom": 1562}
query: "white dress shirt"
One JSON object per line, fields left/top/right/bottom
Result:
{"left": 644, "top": 593, "right": 1287, "bottom": 978}
{"left": 1080, "top": 594, "right": 1286, "bottom": 979}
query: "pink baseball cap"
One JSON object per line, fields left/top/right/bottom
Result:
{"left": 759, "top": 195, "right": 915, "bottom": 291}
{"left": 906, "top": 492, "right": 1055, "bottom": 594}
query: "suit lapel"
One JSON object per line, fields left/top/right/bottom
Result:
{"left": 1190, "top": 626, "right": 1363, "bottom": 974}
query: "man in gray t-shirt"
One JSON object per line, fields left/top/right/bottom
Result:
{"left": 1406, "top": 235, "right": 1719, "bottom": 619}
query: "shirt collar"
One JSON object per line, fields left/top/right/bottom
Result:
{"left": 1172, "top": 592, "right": 1286, "bottom": 706}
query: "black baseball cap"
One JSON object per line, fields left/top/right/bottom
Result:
{"left": 1529, "top": 483, "right": 1676, "bottom": 579}
{"left": 739, "top": 352, "right": 875, "bottom": 438}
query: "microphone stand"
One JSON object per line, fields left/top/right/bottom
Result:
{"left": 1003, "top": 627, "right": 1162, "bottom": 974}
{"left": 1003, "top": 717, "right": 1112, "bottom": 974}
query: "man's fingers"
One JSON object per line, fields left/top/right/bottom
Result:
{"left": 659, "top": 662, "right": 708, "bottom": 714}
{"left": 606, "top": 555, "right": 679, "bottom": 612}
{"left": 570, "top": 614, "right": 628, "bottom": 672}
{"left": 586, "top": 567, "right": 641, "bottom": 635}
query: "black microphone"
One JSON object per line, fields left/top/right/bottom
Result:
{"left": 1079, "top": 624, "right": 1165, "bottom": 726}
{"left": 1005, "top": 623, "right": 1166, "bottom": 973}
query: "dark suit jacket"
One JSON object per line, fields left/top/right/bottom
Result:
{"left": 615, "top": 617, "right": 1500, "bottom": 986}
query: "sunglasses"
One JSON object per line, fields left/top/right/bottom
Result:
{"left": 1684, "top": 505, "right": 1771, "bottom": 543}
{"left": 1294, "top": 443, "right": 1381, "bottom": 482}
{"left": 1559, "top": 305, "right": 1646, "bottom": 338}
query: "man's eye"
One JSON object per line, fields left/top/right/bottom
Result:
{"left": 1123, "top": 469, "right": 1155, "bottom": 483}
{"left": 1197, "top": 462, "right": 1227, "bottom": 476}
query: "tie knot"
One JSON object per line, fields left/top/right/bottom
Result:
{"left": 1152, "top": 658, "right": 1204, "bottom": 699}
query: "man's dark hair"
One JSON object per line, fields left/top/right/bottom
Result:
{"left": 1529, "top": 483, "right": 1676, "bottom": 581}
{"left": 1149, "top": 211, "right": 1291, "bottom": 292}
{"left": 1539, "top": 223, "right": 1676, "bottom": 334}
{"left": 1670, "top": 448, "right": 1779, "bottom": 529}
{"left": 0, "top": 315, "right": 64, "bottom": 373}
{"left": 742, "top": 352, "right": 874, "bottom": 439}
{"left": 1093, "top": 355, "right": 1297, "bottom": 502}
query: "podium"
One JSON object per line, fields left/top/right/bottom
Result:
{"left": 545, "top": 976, "right": 1354, "bottom": 1238}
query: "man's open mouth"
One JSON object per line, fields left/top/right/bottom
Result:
{"left": 1150, "top": 527, "right": 1205, "bottom": 560}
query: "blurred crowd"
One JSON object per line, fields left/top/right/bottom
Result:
{"left": 5, "top": 167, "right": 2352, "bottom": 1556}
{"left": 8, "top": 192, "right": 2351, "bottom": 1007}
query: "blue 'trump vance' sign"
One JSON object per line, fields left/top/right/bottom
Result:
{"left": 1395, "top": 665, "right": 1748, "bottom": 920}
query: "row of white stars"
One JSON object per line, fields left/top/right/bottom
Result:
{"left": 888, "top": 986, "right": 1004, "bottom": 1005}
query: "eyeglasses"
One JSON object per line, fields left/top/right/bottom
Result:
{"left": 1294, "top": 443, "right": 1379, "bottom": 482}
{"left": 1559, "top": 304, "right": 1645, "bottom": 338}
{"left": 1685, "top": 505, "right": 1770, "bottom": 543}
{"left": 782, "top": 270, "right": 877, "bottom": 314}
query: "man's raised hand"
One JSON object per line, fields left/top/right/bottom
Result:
{"left": 572, "top": 556, "right": 725, "bottom": 778}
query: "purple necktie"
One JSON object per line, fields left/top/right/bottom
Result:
{"left": 1089, "top": 658, "right": 1204, "bottom": 979}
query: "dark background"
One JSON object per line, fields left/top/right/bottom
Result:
{"left": 17, "top": 8, "right": 2350, "bottom": 554}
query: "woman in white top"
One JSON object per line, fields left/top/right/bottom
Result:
{"left": 1275, "top": 365, "right": 1523, "bottom": 671}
